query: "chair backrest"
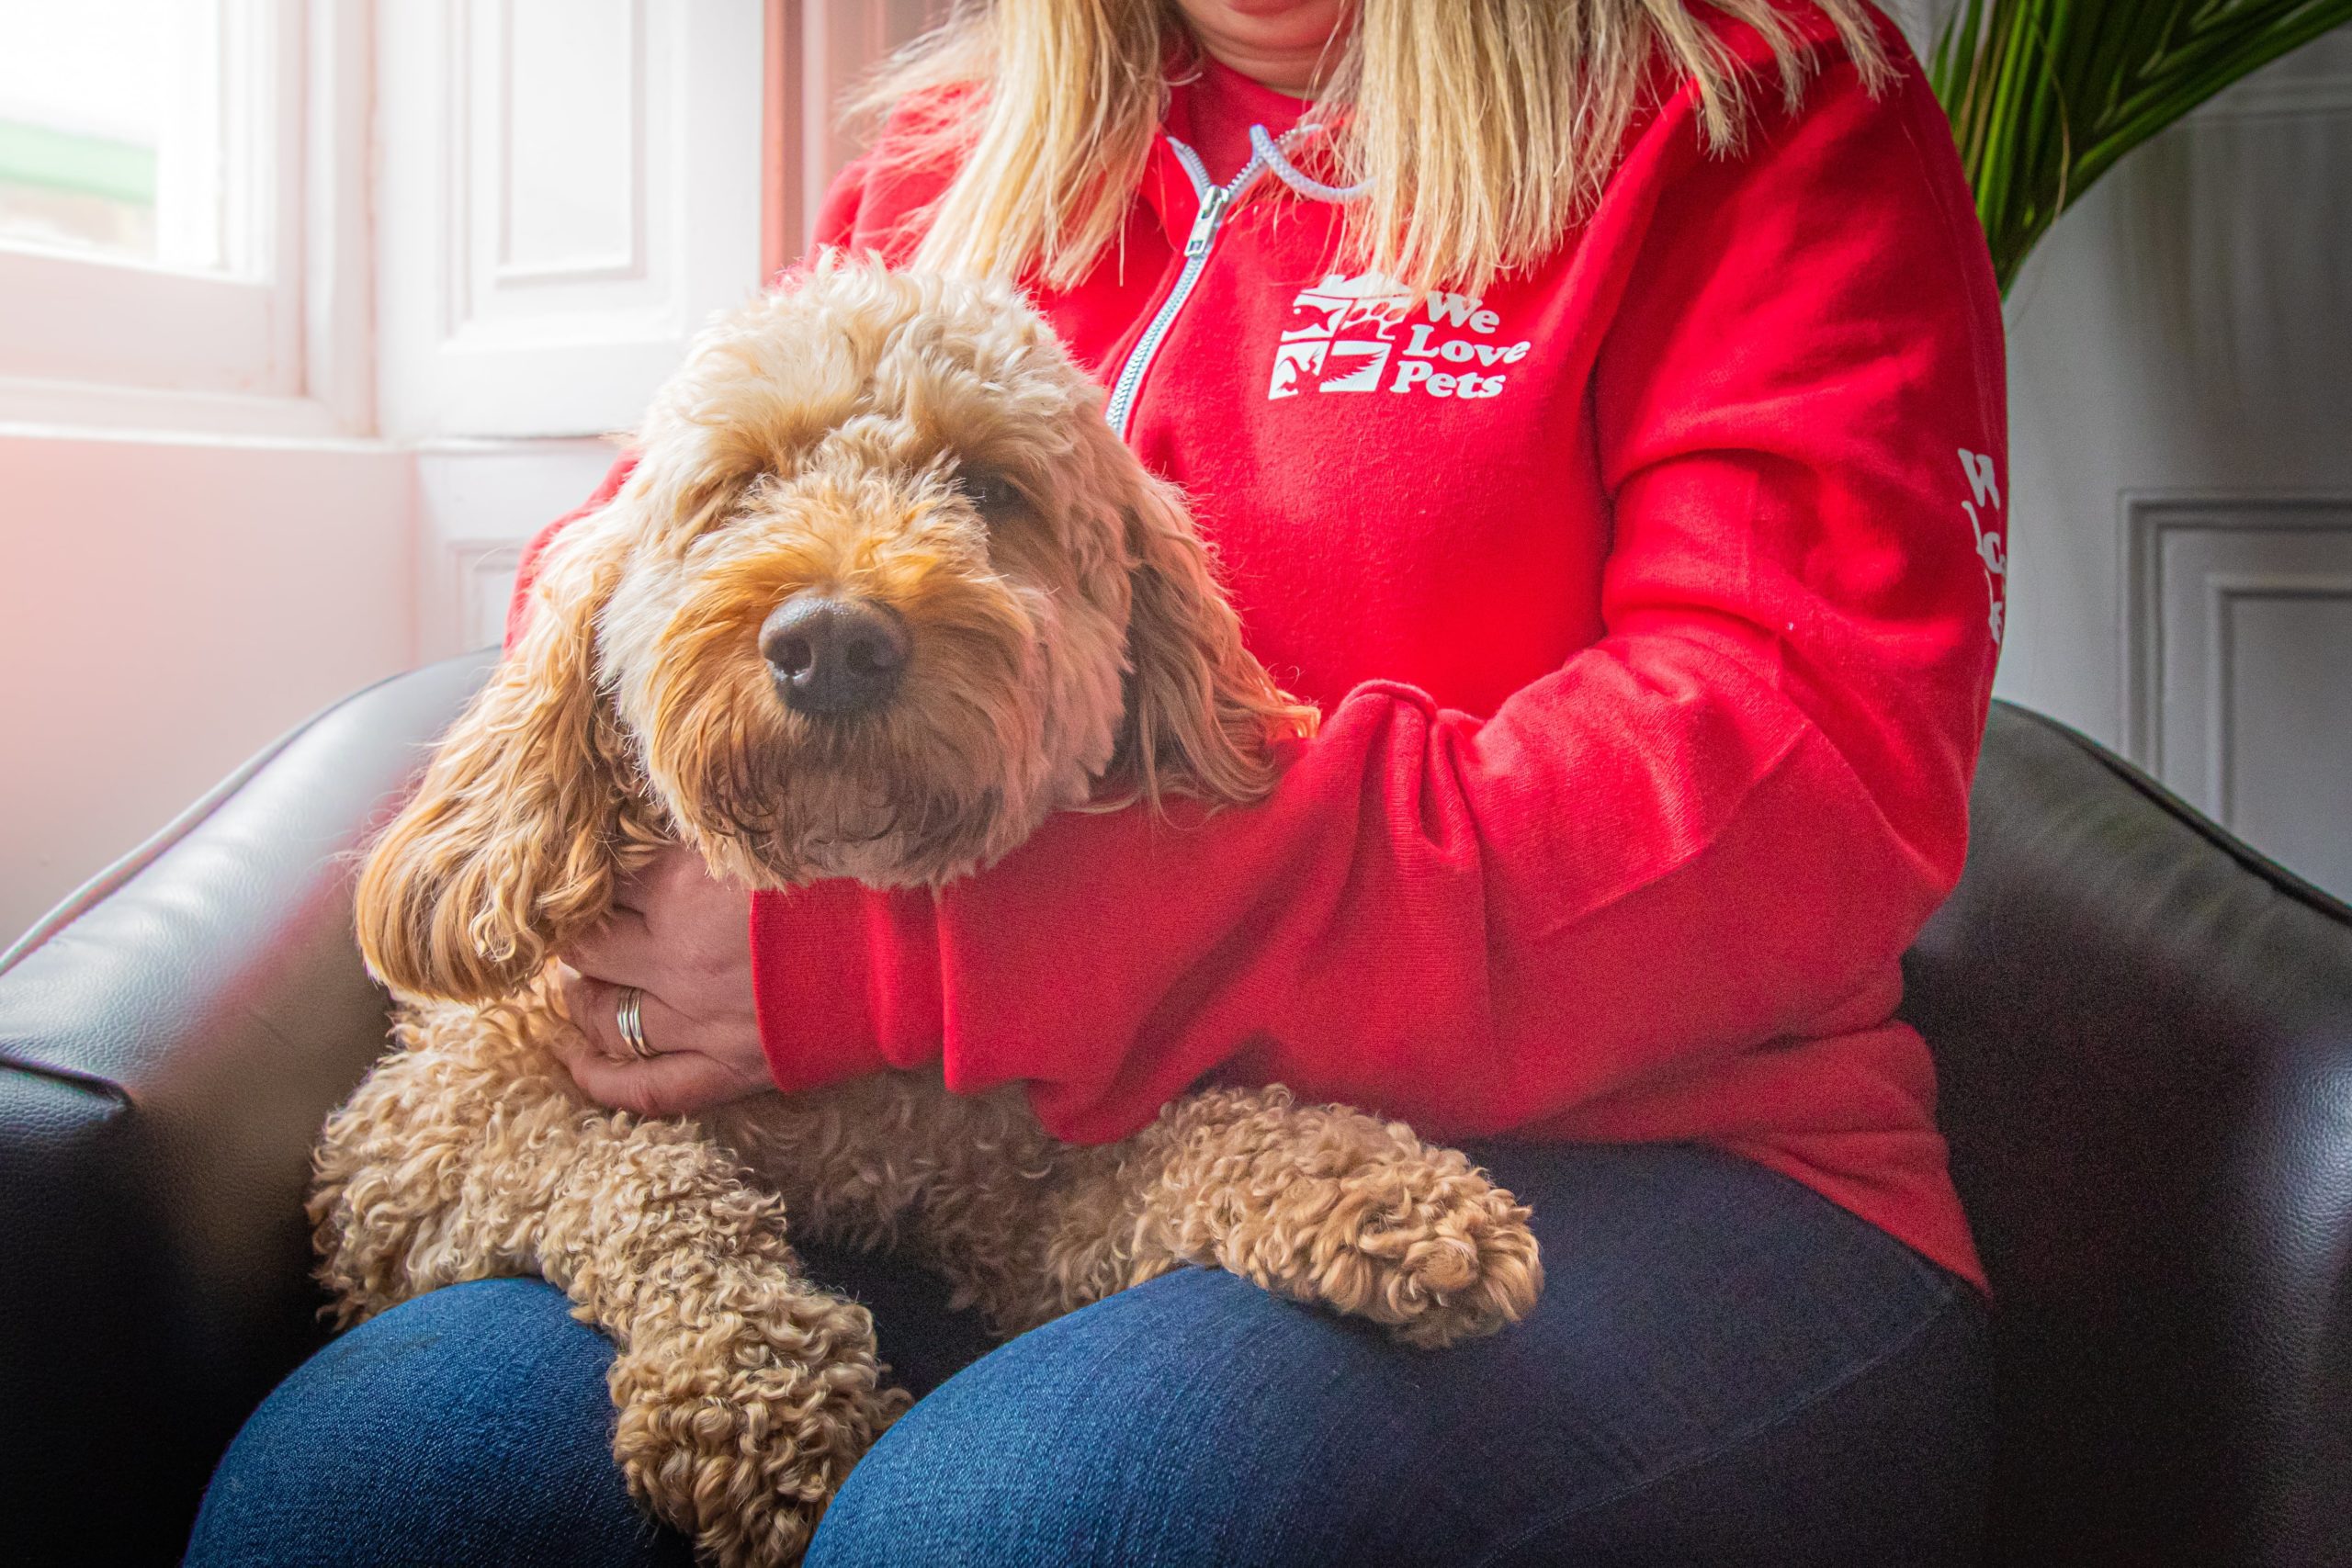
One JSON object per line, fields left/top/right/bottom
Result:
{"left": 1902, "top": 701, "right": 2352, "bottom": 1568}
{"left": 0, "top": 651, "right": 494, "bottom": 1564}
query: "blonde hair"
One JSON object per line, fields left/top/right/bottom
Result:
{"left": 859, "top": 0, "right": 1893, "bottom": 297}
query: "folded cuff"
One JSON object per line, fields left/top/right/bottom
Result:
{"left": 750, "top": 881, "right": 945, "bottom": 1094}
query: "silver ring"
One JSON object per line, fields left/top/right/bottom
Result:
{"left": 615, "top": 986, "right": 657, "bottom": 1060}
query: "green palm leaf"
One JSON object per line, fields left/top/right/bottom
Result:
{"left": 1928, "top": 0, "right": 2352, "bottom": 290}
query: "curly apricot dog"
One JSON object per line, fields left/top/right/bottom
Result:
{"left": 311, "top": 259, "right": 1544, "bottom": 1567}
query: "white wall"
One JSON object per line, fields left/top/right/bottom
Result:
{"left": 0, "top": 428, "right": 413, "bottom": 940}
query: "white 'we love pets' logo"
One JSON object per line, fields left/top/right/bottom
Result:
{"left": 1269, "top": 272, "right": 1532, "bottom": 402}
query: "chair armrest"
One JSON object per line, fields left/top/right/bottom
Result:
{"left": 1903, "top": 700, "right": 2352, "bottom": 1568}
{"left": 0, "top": 650, "right": 493, "bottom": 1564}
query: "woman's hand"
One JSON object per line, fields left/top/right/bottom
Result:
{"left": 551, "top": 843, "right": 773, "bottom": 1117}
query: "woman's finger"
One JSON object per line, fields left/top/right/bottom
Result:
{"left": 554, "top": 966, "right": 622, "bottom": 1061}
{"left": 557, "top": 967, "right": 693, "bottom": 1063}
{"left": 552, "top": 968, "right": 767, "bottom": 1116}
{"left": 560, "top": 1043, "right": 753, "bottom": 1121}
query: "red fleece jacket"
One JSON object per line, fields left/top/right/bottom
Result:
{"left": 516, "top": 8, "right": 2007, "bottom": 1290}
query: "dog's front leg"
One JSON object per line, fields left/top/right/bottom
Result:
{"left": 311, "top": 989, "right": 899, "bottom": 1567}
{"left": 583, "top": 1133, "right": 905, "bottom": 1568}
{"left": 1037, "top": 1087, "right": 1545, "bottom": 1349}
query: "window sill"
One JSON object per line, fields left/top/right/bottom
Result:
{"left": 0, "top": 374, "right": 372, "bottom": 446}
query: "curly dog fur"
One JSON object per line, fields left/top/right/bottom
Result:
{"left": 311, "top": 259, "right": 1544, "bottom": 1567}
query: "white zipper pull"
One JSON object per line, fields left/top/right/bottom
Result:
{"left": 1184, "top": 186, "right": 1232, "bottom": 257}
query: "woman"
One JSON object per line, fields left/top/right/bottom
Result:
{"left": 194, "top": 1, "right": 2005, "bottom": 1562}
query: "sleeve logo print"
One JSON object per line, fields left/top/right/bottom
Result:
{"left": 1958, "top": 448, "right": 2007, "bottom": 647}
{"left": 1270, "top": 272, "right": 1532, "bottom": 402}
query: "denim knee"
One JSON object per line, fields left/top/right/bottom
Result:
{"left": 804, "top": 1266, "right": 1401, "bottom": 1568}
{"left": 188, "top": 1278, "right": 692, "bottom": 1568}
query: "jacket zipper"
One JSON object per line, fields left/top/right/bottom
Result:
{"left": 1104, "top": 138, "right": 1267, "bottom": 440}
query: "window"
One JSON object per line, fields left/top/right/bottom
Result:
{"left": 0, "top": 0, "right": 264, "bottom": 272}
{"left": 0, "top": 0, "right": 360, "bottom": 428}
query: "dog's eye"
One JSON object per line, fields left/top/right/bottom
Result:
{"left": 958, "top": 469, "right": 1021, "bottom": 518}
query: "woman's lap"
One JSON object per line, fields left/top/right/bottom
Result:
{"left": 190, "top": 1143, "right": 1988, "bottom": 1567}
{"left": 808, "top": 1142, "right": 1988, "bottom": 1567}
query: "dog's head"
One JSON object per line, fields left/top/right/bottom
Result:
{"left": 358, "top": 258, "right": 1315, "bottom": 1002}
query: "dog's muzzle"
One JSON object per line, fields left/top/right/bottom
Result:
{"left": 760, "top": 592, "right": 909, "bottom": 717}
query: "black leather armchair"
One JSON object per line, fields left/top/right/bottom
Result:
{"left": 3, "top": 652, "right": 2347, "bottom": 1566}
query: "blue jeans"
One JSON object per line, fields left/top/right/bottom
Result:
{"left": 189, "top": 1143, "right": 1989, "bottom": 1566}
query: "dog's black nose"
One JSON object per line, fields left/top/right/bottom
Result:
{"left": 760, "top": 594, "right": 909, "bottom": 716}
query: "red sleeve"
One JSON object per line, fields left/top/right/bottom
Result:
{"left": 802, "top": 154, "right": 868, "bottom": 279}
{"left": 763, "top": 57, "right": 2008, "bottom": 1142}
{"left": 502, "top": 156, "right": 877, "bottom": 650}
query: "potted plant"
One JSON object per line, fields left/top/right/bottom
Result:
{"left": 1929, "top": 0, "right": 2352, "bottom": 289}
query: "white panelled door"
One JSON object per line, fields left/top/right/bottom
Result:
{"left": 376, "top": 0, "right": 767, "bottom": 443}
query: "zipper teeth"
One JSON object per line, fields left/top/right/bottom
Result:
{"left": 1103, "top": 247, "right": 1212, "bottom": 437}
{"left": 1104, "top": 138, "right": 1268, "bottom": 440}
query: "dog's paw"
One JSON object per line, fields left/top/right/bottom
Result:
{"left": 1272, "top": 1156, "right": 1544, "bottom": 1349}
{"left": 610, "top": 1280, "right": 910, "bottom": 1567}
{"left": 1351, "top": 1177, "right": 1544, "bottom": 1349}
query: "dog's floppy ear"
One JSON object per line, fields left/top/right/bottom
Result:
{"left": 355, "top": 521, "right": 634, "bottom": 1002}
{"left": 1111, "top": 473, "right": 1317, "bottom": 810}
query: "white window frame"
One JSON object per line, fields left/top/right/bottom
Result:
{"left": 0, "top": 0, "right": 373, "bottom": 437}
